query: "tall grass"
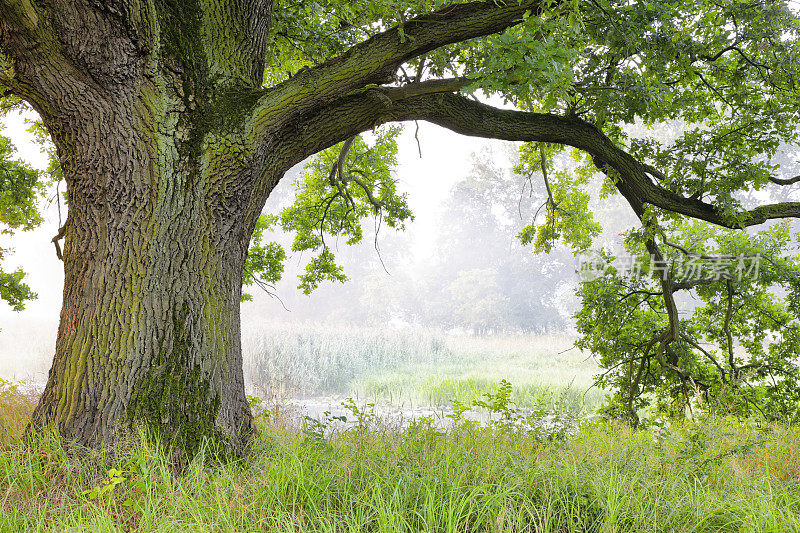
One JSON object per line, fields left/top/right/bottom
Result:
{"left": 1, "top": 382, "right": 799, "bottom": 532}
{"left": 242, "top": 324, "right": 453, "bottom": 397}
{"left": 243, "top": 326, "right": 602, "bottom": 413}
{"left": 353, "top": 373, "right": 600, "bottom": 413}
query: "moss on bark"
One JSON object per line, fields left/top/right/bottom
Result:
{"left": 128, "top": 303, "right": 227, "bottom": 457}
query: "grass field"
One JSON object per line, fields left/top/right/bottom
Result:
{"left": 3, "top": 329, "right": 798, "bottom": 531}
{"left": 1, "top": 382, "right": 799, "bottom": 532}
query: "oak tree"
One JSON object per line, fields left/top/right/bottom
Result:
{"left": 1, "top": 0, "right": 799, "bottom": 454}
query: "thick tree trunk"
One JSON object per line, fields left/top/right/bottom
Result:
{"left": 2, "top": 0, "right": 555, "bottom": 456}
{"left": 0, "top": 0, "right": 285, "bottom": 456}
{"left": 28, "top": 84, "right": 262, "bottom": 456}
{"left": 0, "top": 0, "right": 285, "bottom": 457}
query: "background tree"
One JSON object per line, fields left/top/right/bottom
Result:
{"left": 423, "top": 150, "right": 573, "bottom": 333}
{"left": 1, "top": 0, "right": 800, "bottom": 454}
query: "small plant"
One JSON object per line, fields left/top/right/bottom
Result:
{"left": 302, "top": 411, "right": 346, "bottom": 444}
{"left": 473, "top": 379, "right": 519, "bottom": 426}
{"left": 341, "top": 398, "right": 375, "bottom": 429}
{"left": 0, "top": 378, "right": 34, "bottom": 438}
{"left": 247, "top": 394, "right": 261, "bottom": 415}
{"left": 0, "top": 378, "right": 21, "bottom": 397}
{"left": 447, "top": 380, "right": 584, "bottom": 440}
{"left": 81, "top": 468, "right": 126, "bottom": 503}
{"left": 447, "top": 399, "right": 472, "bottom": 423}
{"left": 648, "top": 416, "right": 676, "bottom": 447}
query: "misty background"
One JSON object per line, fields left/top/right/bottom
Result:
{"left": 0, "top": 108, "right": 664, "bottom": 414}
{"left": 5, "top": 104, "right": 798, "bottom": 416}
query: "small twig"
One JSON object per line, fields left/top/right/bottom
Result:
{"left": 414, "top": 121, "right": 422, "bottom": 158}
{"left": 52, "top": 224, "right": 66, "bottom": 261}
{"left": 244, "top": 267, "right": 291, "bottom": 312}
{"left": 414, "top": 56, "right": 426, "bottom": 83}
{"left": 373, "top": 214, "right": 390, "bottom": 275}
{"left": 345, "top": 170, "right": 385, "bottom": 212}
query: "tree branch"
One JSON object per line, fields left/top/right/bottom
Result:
{"left": 382, "top": 93, "right": 800, "bottom": 229}
{"left": 270, "top": 90, "right": 800, "bottom": 232}
{"left": 51, "top": 224, "right": 66, "bottom": 261}
{"left": 248, "top": 0, "right": 547, "bottom": 135}
{"left": 770, "top": 174, "right": 800, "bottom": 186}
{"left": 723, "top": 279, "right": 738, "bottom": 378}
{"left": 379, "top": 77, "right": 474, "bottom": 100}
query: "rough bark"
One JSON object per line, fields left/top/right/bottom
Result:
{"left": 28, "top": 87, "right": 262, "bottom": 454}
{"left": 0, "top": 0, "right": 277, "bottom": 455}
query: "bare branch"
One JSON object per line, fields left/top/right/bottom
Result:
{"left": 383, "top": 77, "right": 474, "bottom": 100}
{"left": 244, "top": 266, "right": 290, "bottom": 311}
{"left": 344, "top": 170, "right": 385, "bottom": 212}
{"left": 641, "top": 163, "right": 666, "bottom": 181}
{"left": 52, "top": 224, "right": 66, "bottom": 261}
{"left": 769, "top": 174, "right": 800, "bottom": 186}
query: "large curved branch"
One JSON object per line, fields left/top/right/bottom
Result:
{"left": 248, "top": 0, "right": 548, "bottom": 135}
{"left": 388, "top": 93, "right": 800, "bottom": 229}
{"left": 770, "top": 174, "right": 800, "bottom": 186}
{"left": 271, "top": 88, "right": 800, "bottom": 231}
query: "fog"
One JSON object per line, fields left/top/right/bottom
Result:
{"left": 2, "top": 109, "right": 595, "bottom": 383}
{"left": 6, "top": 105, "right": 797, "bottom": 421}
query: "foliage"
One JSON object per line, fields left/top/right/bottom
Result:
{"left": 516, "top": 144, "right": 601, "bottom": 254}
{"left": 575, "top": 219, "right": 800, "bottom": 424}
{"left": 499, "top": 0, "right": 800, "bottom": 421}
{"left": 0, "top": 116, "right": 43, "bottom": 312}
{"left": 241, "top": 214, "right": 285, "bottom": 301}
{"left": 80, "top": 468, "right": 127, "bottom": 503}
{"left": 269, "top": 126, "right": 412, "bottom": 294}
